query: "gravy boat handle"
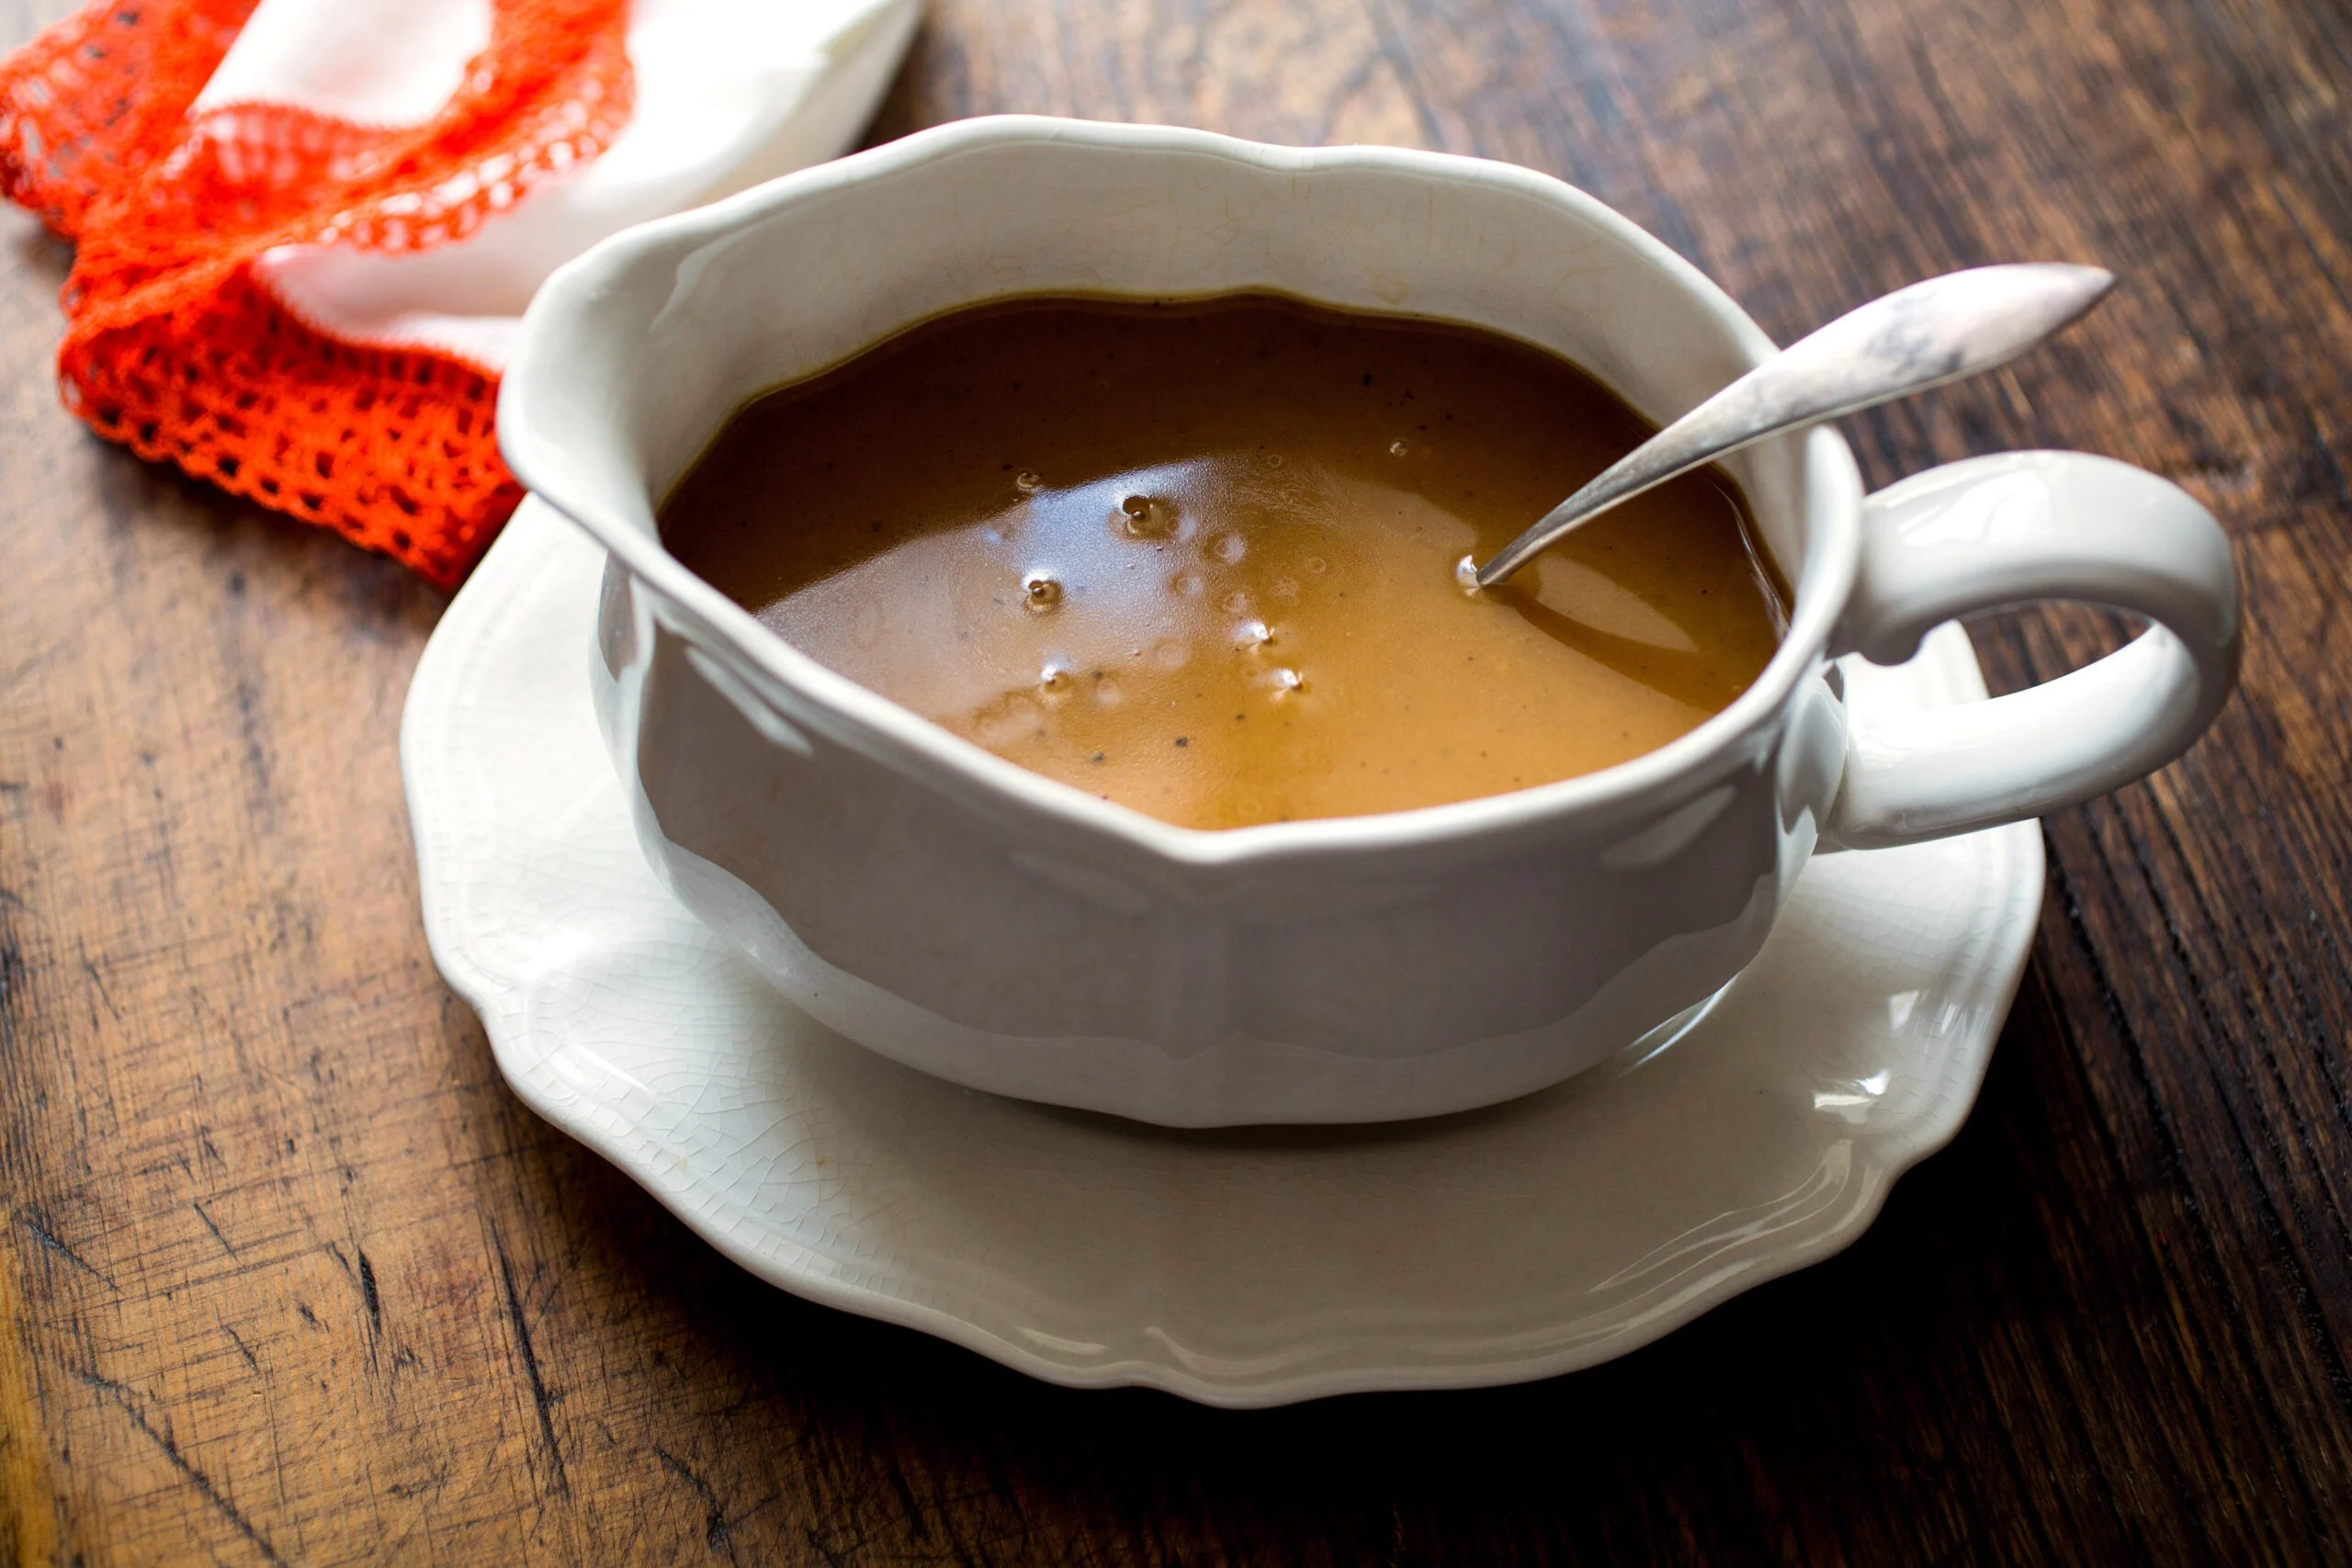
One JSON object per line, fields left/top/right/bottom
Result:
{"left": 1821, "top": 449, "right": 2239, "bottom": 851}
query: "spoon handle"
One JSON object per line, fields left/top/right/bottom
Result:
{"left": 1473, "top": 263, "right": 2117, "bottom": 587}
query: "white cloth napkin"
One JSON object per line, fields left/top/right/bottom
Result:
{"left": 198, "top": 0, "right": 920, "bottom": 369}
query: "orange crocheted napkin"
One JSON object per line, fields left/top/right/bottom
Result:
{"left": 0, "top": 0, "right": 633, "bottom": 587}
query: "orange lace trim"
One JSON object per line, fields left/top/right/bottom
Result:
{"left": 0, "top": 0, "right": 634, "bottom": 587}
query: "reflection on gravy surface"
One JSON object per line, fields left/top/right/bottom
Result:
{"left": 661, "top": 294, "right": 1787, "bottom": 829}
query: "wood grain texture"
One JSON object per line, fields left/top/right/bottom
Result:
{"left": 2, "top": 0, "right": 2348, "bottom": 1560}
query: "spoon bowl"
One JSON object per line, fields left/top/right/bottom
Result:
{"left": 1474, "top": 264, "right": 2117, "bottom": 586}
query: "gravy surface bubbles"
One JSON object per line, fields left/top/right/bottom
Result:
{"left": 661, "top": 294, "right": 1786, "bottom": 830}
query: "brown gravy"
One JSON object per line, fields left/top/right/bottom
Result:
{"left": 661, "top": 294, "right": 1786, "bottom": 830}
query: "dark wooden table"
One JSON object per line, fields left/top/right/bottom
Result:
{"left": 5, "top": 0, "right": 2349, "bottom": 1560}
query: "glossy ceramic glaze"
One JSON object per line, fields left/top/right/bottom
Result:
{"left": 497, "top": 117, "right": 2238, "bottom": 1126}
{"left": 401, "top": 498, "right": 2046, "bottom": 1404}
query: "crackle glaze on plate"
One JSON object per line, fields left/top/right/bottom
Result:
{"left": 401, "top": 498, "right": 2043, "bottom": 1406}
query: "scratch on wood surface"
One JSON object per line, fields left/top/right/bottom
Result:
{"left": 0, "top": 640, "right": 66, "bottom": 699}
{"left": 79, "top": 1369, "right": 287, "bottom": 1566}
{"left": 221, "top": 1324, "right": 260, "bottom": 1375}
{"left": 384, "top": 1463, "right": 451, "bottom": 1501}
{"left": 358, "top": 1247, "right": 381, "bottom": 1334}
{"left": 191, "top": 1200, "right": 236, "bottom": 1257}
{"left": 495, "top": 1234, "right": 570, "bottom": 1496}
{"left": 653, "top": 1445, "right": 733, "bottom": 1553}
{"left": 14, "top": 1210, "right": 115, "bottom": 1292}
{"left": 75, "top": 941, "right": 119, "bottom": 1023}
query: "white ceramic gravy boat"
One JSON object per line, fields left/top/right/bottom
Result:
{"left": 500, "top": 116, "right": 2239, "bottom": 1126}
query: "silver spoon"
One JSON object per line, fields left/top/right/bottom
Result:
{"left": 1471, "top": 264, "right": 2117, "bottom": 588}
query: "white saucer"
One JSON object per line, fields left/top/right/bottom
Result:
{"left": 402, "top": 499, "right": 2043, "bottom": 1407}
